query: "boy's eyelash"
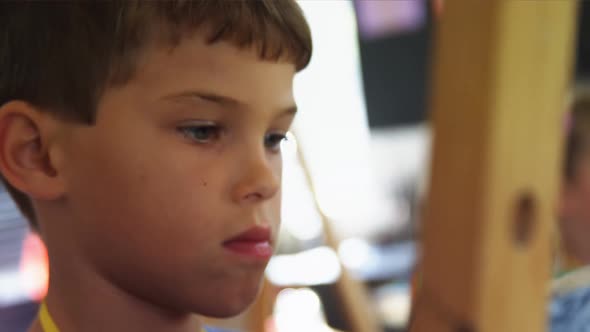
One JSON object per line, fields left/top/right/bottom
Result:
{"left": 264, "top": 132, "right": 288, "bottom": 153}
{"left": 177, "top": 124, "right": 222, "bottom": 143}
{"left": 177, "top": 124, "right": 288, "bottom": 152}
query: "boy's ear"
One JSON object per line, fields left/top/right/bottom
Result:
{"left": 0, "top": 101, "right": 66, "bottom": 200}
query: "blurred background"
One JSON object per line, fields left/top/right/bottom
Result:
{"left": 2, "top": 1, "right": 590, "bottom": 331}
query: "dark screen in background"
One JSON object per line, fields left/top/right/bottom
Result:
{"left": 356, "top": 0, "right": 590, "bottom": 129}
{"left": 354, "top": 0, "right": 432, "bottom": 128}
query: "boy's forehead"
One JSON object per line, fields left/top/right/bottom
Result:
{"left": 126, "top": 35, "right": 297, "bottom": 110}
{"left": 162, "top": 90, "right": 298, "bottom": 117}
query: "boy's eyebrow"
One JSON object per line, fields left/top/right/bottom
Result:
{"left": 163, "top": 91, "right": 298, "bottom": 116}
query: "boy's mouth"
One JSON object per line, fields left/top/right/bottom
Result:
{"left": 223, "top": 225, "right": 273, "bottom": 261}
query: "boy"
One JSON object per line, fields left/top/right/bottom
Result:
{"left": 0, "top": 1, "right": 312, "bottom": 331}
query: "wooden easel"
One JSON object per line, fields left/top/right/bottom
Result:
{"left": 410, "top": 1, "right": 577, "bottom": 332}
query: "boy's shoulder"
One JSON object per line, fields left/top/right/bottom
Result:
{"left": 550, "top": 267, "right": 590, "bottom": 332}
{"left": 550, "top": 286, "right": 590, "bottom": 332}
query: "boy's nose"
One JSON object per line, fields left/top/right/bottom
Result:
{"left": 232, "top": 154, "right": 280, "bottom": 204}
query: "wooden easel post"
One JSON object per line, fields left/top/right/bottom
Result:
{"left": 296, "top": 141, "right": 380, "bottom": 332}
{"left": 410, "top": 1, "right": 577, "bottom": 332}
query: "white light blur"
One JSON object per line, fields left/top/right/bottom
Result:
{"left": 379, "top": 292, "right": 411, "bottom": 328}
{"left": 280, "top": 132, "right": 298, "bottom": 163}
{"left": 294, "top": 0, "right": 398, "bottom": 238}
{"left": 374, "top": 284, "right": 412, "bottom": 328}
{"left": 281, "top": 133, "right": 324, "bottom": 242}
{"left": 0, "top": 269, "right": 28, "bottom": 306}
{"left": 338, "top": 237, "right": 372, "bottom": 271}
{"left": 273, "top": 288, "right": 333, "bottom": 332}
{"left": 265, "top": 246, "right": 342, "bottom": 287}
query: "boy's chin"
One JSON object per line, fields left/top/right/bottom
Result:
{"left": 192, "top": 284, "right": 263, "bottom": 318}
{"left": 195, "top": 295, "right": 259, "bottom": 318}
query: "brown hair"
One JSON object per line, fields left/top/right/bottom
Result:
{"left": 565, "top": 90, "right": 590, "bottom": 182}
{"left": 0, "top": 0, "right": 312, "bottom": 229}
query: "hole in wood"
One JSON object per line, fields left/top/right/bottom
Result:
{"left": 455, "top": 324, "right": 476, "bottom": 332}
{"left": 513, "top": 191, "right": 537, "bottom": 247}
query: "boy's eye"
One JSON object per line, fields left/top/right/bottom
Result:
{"left": 178, "top": 125, "right": 222, "bottom": 143}
{"left": 264, "top": 132, "right": 287, "bottom": 153}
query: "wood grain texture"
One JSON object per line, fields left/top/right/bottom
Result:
{"left": 410, "top": 1, "right": 577, "bottom": 332}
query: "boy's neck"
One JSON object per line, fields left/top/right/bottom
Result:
{"left": 30, "top": 257, "right": 202, "bottom": 332}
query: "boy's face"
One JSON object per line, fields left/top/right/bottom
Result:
{"left": 55, "top": 34, "right": 296, "bottom": 316}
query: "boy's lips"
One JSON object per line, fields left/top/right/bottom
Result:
{"left": 223, "top": 226, "right": 273, "bottom": 261}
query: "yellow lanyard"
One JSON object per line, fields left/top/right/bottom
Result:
{"left": 39, "top": 302, "right": 59, "bottom": 332}
{"left": 40, "top": 301, "right": 206, "bottom": 332}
